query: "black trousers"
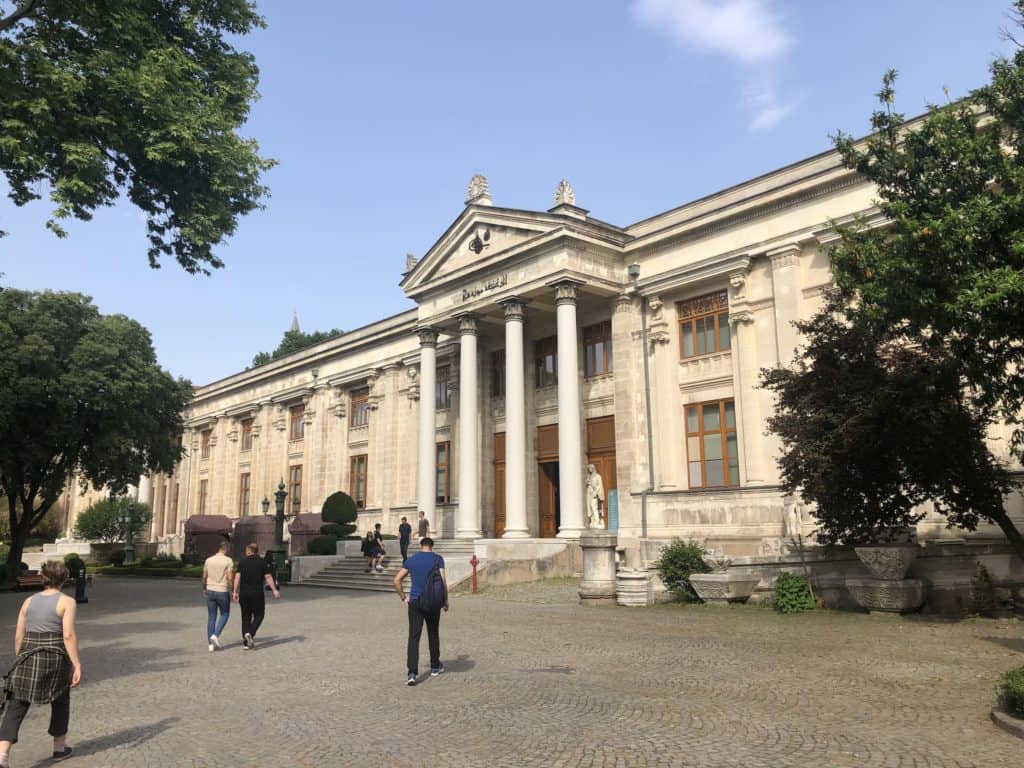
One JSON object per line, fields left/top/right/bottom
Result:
{"left": 0, "top": 690, "right": 70, "bottom": 744}
{"left": 400, "top": 539, "right": 410, "bottom": 562}
{"left": 239, "top": 593, "right": 266, "bottom": 640}
{"left": 407, "top": 603, "right": 441, "bottom": 674}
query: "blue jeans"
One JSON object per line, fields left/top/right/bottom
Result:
{"left": 205, "top": 590, "right": 231, "bottom": 639}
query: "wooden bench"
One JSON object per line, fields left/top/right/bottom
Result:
{"left": 16, "top": 573, "right": 44, "bottom": 591}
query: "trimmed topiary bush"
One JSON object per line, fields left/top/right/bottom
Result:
{"left": 654, "top": 539, "right": 710, "bottom": 602}
{"left": 321, "top": 491, "right": 357, "bottom": 538}
{"left": 998, "top": 665, "right": 1024, "bottom": 718}
{"left": 64, "top": 554, "right": 86, "bottom": 578}
{"left": 109, "top": 549, "right": 127, "bottom": 567}
{"left": 772, "top": 572, "right": 816, "bottom": 614}
{"left": 307, "top": 535, "right": 338, "bottom": 555}
{"left": 319, "top": 523, "right": 348, "bottom": 538}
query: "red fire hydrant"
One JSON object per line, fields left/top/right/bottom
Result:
{"left": 469, "top": 554, "right": 479, "bottom": 594}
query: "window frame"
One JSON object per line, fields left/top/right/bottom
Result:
{"left": 350, "top": 454, "right": 368, "bottom": 510}
{"left": 289, "top": 465, "right": 302, "bottom": 514}
{"left": 238, "top": 472, "right": 251, "bottom": 517}
{"left": 240, "top": 418, "right": 253, "bottom": 451}
{"left": 350, "top": 387, "right": 370, "bottom": 428}
{"left": 435, "top": 441, "right": 451, "bottom": 505}
{"left": 435, "top": 365, "right": 453, "bottom": 410}
{"left": 289, "top": 404, "right": 305, "bottom": 441}
{"left": 583, "top": 320, "right": 613, "bottom": 378}
{"left": 534, "top": 336, "right": 558, "bottom": 388}
{"left": 684, "top": 399, "right": 739, "bottom": 489}
{"left": 491, "top": 349, "right": 506, "bottom": 398}
{"left": 198, "top": 478, "right": 208, "bottom": 515}
{"left": 677, "top": 290, "right": 731, "bottom": 360}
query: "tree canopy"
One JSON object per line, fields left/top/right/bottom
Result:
{"left": 762, "top": 7, "right": 1024, "bottom": 559}
{"left": 251, "top": 327, "right": 343, "bottom": 368}
{"left": 0, "top": 289, "right": 192, "bottom": 581}
{"left": 0, "top": 0, "right": 275, "bottom": 274}
{"left": 73, "top": 497, "right": 152, "bottom": 543}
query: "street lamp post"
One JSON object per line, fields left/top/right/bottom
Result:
{"left": 268, "top": 480, "right": 289, "bottom": 585}
{"left": 120, "top": 500, "right": 136, "bottom": 565}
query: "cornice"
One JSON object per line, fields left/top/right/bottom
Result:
{"left": 636, "top": 254, "right": 751, "bottom": 297}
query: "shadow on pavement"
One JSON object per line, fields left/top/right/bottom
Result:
{"left": 26, "top": 716, "right": 180, "bottom": 768}
{"left": 983, "top": 634, "right": 1024, "bottom": 653}
{"left": 76, "top": 642, "right": 190, "bottom": 684}
{"left": 446, "top": 654, "right": 475, "bottom": 673}
{"left": 252, "top": 634, "right": 306, "bottom": 650}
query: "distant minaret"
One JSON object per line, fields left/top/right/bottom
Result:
{"left": 290, "top": 311, "right": 300, "bottom": 333}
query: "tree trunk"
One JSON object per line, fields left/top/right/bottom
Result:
{"left": 3, "top": 537, "right": 26, "bottom": 587}
{"left": 989, "top": 507, "right": 1024, "bottom": 564}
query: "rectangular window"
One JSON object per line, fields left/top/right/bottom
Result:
{"left": 436, "top": 365, "right": 452, "bottom": 410}
{"left": 172, "top": 483, "right": 179, "bottom": 522}
{"left": 534, "top": 336, "right": 558, "bottom": 388}
{"left": 678, "top": 290, "right": 731, "bottom": 359}
{"left": 684, "top": 399, "right": 739, "bottom": 488}
{"left": 350, "top": 455, "right": 368, "bottom": 509}
{"left": 436, "top": 441, "right": 451, "bottom": 504}
{"left": 289, "top": 465, "right": 302, "bottom": 514}
{"left": 289, "top": 404, "right": 305, "bottom": 441}
{"left": 583, "top": 321, "right": 613, "bottom": 378}
{"left": 350, "top": 388, "right": 370, "bottom": 428}
{"left": 238, "top": 473, "right": 251, "bottom": 517}
{"left": 491, "top": 349, "right": 506, "bottom": 398}
{"left": 198, "top": 478, "right": 208, "bottom": 515}
{"left": 240, "top": 418, "right": 253, "bottom": 451}
{"left": 200, "top": 429, "right": 211, "bottom": 459}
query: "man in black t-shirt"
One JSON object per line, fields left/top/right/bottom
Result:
{"left": 232, "top": 543, "right": 280, "bottom": 650}
{"left": 398, "top": 516, "right": 412, "bottom": 563}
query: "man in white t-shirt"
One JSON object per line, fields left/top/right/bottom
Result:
{"left": 202, "top": 540, "right": 234, "bottom": 652}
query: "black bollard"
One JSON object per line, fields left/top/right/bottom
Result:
{"left": 75, "top": 567, "right": 88, "bottom": 604}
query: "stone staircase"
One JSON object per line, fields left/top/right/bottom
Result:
{"left": 301, "top": 540, "right": 477, "bottom": 592}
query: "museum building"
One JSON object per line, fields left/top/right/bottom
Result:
{"left": 61, "top": 131, "right": 1024, "bottom": 561}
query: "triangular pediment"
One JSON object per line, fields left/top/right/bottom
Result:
{"left": 401, "top": 206, "right": 561, "bottom": 297}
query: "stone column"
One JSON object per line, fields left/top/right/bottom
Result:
{"left": 579, "top": 529, "right": 618, "bottom": 604}
{"left": 769, "top": 245, "right": 801, "bottom": 365}
{"left": 417, "top": 328, "right": 438, "bottom": 527}
{"left": 456, "top": 315, "right": 482, "bottom": 538}
{"left": 502, "top": 299, "right": 529, "bottom": 538}
{"left": 729, "top": 309, "right": 764, "bottom": 485}
{"left": 555, "top": 281, "right": 585, "bottom": 538}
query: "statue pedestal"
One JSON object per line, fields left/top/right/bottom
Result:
{"left": 579, "top": 530, "right": 618, "bottom": 605}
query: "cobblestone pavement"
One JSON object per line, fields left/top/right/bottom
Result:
{"left": 0, "top": 577, "right": 1021, "bottom": 767}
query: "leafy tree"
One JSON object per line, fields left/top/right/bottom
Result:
{"left": 0, "top": 0, "right": 275, "bottom": 274}
{"left": 761, "top": 294, "right": 1018, "bottom": 552}
{"left": 73, "top": 497, "right": 151, "bottom": 543}
{"left": 251, "top": 328, "right": 344, "bottom": 368}
{"left": 0, "top": 289, "right": 192, "bottom": 584}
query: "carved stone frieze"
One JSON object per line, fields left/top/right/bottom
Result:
{"left": 729, "top": 267, "right": 750, "bottom": 301}
{"left": 846, "top": 578, "right": 925, "bottom": 613}
{"left": 406, "top": 366, "right": 420, "bottom": 401}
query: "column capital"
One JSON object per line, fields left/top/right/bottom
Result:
{"left": 500, "top": 297, "right": 527, "bottom": 321}
{"left": 456, "top": 314, "right": 479, "bottom": 336}
{"left": 768, "top": 244, "right": 800, "bottom": 270}
{"left": 728, "top": 309, "right": 754, "bottom": 327}
{"left": 553, "top": 280, "right": 581, "bottom": 306}
{"left": 613, "top": 293, "right": 635, "bottom": 314}
{"left": 416, "top": 326, "right": 438, "bottom": 347}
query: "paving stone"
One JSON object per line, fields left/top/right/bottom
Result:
{"left": 0, "top": 578, "right": 1020, "bottom": 766}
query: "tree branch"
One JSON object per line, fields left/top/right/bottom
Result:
{"left": 0, "top": 0, "right": 45, "bottom": 33}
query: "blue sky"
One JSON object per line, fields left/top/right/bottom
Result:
{"left": 1, "top": 0, "right": 1015, "bottom": 385}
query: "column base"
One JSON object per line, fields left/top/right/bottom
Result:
{"left": 501, "top": 528, "right": 531, "bottom": 539}
{"left": 455, "top": 529, "right": 482, "bottom": 540}
{"left": 556, "top": 527, "right": 585, "bottom": 540}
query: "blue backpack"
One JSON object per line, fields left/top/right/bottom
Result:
{"left": 417, "top": 554, "right": 447, "bottom": 612}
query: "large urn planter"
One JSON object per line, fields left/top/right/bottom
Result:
{"left": 688, "top": 572, "right": 761, "bottom": 605}
{"left": 853, "top": 545, "right": 919, "bottom": 580}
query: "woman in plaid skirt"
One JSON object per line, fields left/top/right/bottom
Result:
{"left": 0, "top": 561, "right": 82, "bottom": 765}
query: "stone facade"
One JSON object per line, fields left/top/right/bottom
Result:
{"left": 62, "top": 131, "right": 1024, "bottom": 563}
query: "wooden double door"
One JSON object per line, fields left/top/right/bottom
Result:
{"left": 492, "top": 418, "right": 617, "bottom": 539}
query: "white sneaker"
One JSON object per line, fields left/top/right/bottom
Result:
{"left": 210, "top": 634, "right": 221, "bottom": 649}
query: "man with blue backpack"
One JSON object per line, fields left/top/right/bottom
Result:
{"left": 393, "top": 537, "right": 448, "bottom": 686}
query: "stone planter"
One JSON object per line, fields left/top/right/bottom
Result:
{"left": 846, "top": 577, "right": 925, "bottom": 614}
{"left": 854, "top": 545, "right": 919, "bottom": 580}
{"left": 616, "top": 569, "right": 652, "bottom": 607}
{"left": 688, "top": 572, "right": 761, "bottom": 605}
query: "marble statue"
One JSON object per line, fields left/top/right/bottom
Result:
{"left": 783, "top": 498, "right": 803, "bottom": 539}
{"left": 586, "top": 464, "right": 605, "bottom": 528}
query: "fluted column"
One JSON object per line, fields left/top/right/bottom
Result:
{"left": 416, "top": 328, "right": 438, "bottom": 527}
{"left": 456, "top": 315, "right": 482, "bottom": 538}
{"left": 502, "top": 299, "right": 529, "bottom": 538}
{"left": 555, "top": 281, "right": 585, "bottom": 538}
{"left": 769, "top": 245, "right": 802, "bottom": 365}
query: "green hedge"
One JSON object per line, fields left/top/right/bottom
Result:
{"left": 999, "top": 665, "right": 1024, "bottom": 718}
{"left": 307, "top": 536, "right": 338, "bottom": 555}
{"left": 94, "top": 564, "right": 203, "bottom": 578}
